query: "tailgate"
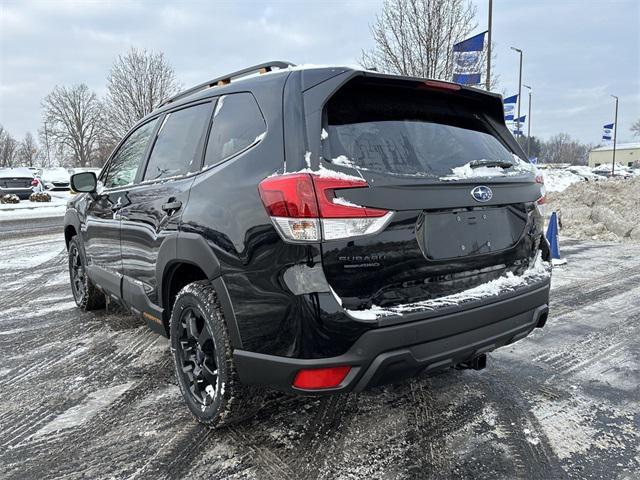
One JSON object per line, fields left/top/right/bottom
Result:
{"left": 316, "top": 76, "right": 544, "bottom": 310}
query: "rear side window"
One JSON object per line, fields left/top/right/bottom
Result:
{"left": 325, "top": 83, "right": 517, "bottom": 178}
{"left": 204, "top": 93, "right": 266, "bottom": 168}
{"left": 104, "top": 118, "right": 158, "bottom": 188}
{"left": 143, "top": 102, "right": 212, "bottom": 181}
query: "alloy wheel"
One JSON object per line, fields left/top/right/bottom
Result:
{"left": 176, "top": 307, "right": 219, "bottom": 406}
{"left": 69, "top": 245, "right": 86, "bottom": 303}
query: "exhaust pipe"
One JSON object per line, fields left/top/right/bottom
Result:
{"left": 457, "top": 353, "right": 487, "bottom": 371}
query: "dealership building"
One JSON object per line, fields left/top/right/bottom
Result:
{"left": 588, "top": 142, "right": 640, "bottom": 168}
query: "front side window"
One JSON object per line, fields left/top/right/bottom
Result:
{"left": 103, "top": 119, "right": 158, "bottom": 188}
{"left": 143, "top": 102, "right": 213, "bottom": 181}
{"left": 204, "top": 93, "right": 266, "bottom": 168}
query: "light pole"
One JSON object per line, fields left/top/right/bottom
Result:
{"left": 486, "top": 0, "right": 493, "bottom": 91}
{"left": 511, "top": 47, "right": 523, "bottom": 138}
{"left": 523, "top": 84, "right": 532, "bottom": 158}
{"left": 611, "top": 95, "right": 618, "bottom": 176}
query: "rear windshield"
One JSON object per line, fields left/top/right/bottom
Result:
{"left": 324, "top": 83, "right": 518, "bottom": 178}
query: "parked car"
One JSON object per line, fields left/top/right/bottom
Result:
{"left": 0, "top": 167, "right": 37, "bottom": 199}
{"left": 70, "top": 167, "right": 102, "bottom": 176}
{"left": 592, "top": 164, "right": 632, "bottom": 178}
{"left": 565, "top": 165, "right": 603, "bottom": 182}
{"left": 64, "top": 62, "right": 551, "bottom": 427}
{"left": 41, "top": 167, "right": 71, "bottom": 190}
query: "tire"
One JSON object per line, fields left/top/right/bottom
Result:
{"left": 68, "top": 236, "right": 105, "bottom": 311}
{"left": 170, "top": 280, "right": 264, "bottom": 427}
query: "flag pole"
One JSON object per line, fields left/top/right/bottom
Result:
{"left": 523, "top": 84, "right": 532, "bottom": 158}
{"left": 511, "top": 47, "right": 523, "bottom": 139}
{"left": 611, "top": 95, "right": 618, "bottom": 177}
{"left": 486, "top": 0, "right": 492, "bottom": 91}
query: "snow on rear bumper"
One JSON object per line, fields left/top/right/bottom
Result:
{"left": 234, "top": 278, "right": 550, "bottom": 395}
{"left": 343, "top": 257, "right": 552, "bottom": 324}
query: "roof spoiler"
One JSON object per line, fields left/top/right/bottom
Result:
{"left": 157, "top": 61, "right": 296, "bottom": 108}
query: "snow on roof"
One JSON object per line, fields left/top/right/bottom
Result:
{"left": 0, "top": 167, "right": 35, "bottom": 177}
{"left": 591, "top": 142, "right": 640, "bottom": 152}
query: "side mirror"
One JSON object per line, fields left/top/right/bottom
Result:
{"left": 70, "top": 172, "right": 97, "bottom": 193}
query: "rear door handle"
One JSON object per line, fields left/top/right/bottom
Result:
{"left": 162, "top": 200, "right": 182, "bottom": 214}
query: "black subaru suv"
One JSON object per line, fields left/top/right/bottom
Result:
{"left": 65, "top": 62, "right": 551, "bottom": 427}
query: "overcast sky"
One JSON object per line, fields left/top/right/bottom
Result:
{"left": 1, "top": 0, "right": 639, "bottom": 145}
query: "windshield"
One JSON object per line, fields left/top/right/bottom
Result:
{"left": 324, "top": 82, "right": 522, "bottom": 178}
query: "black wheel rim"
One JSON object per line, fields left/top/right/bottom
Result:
{"left": 69, "top": 245, "right": 86, "bottom": 303}
{"left": 176, "top": 307, "right": 218, "bottom": 406}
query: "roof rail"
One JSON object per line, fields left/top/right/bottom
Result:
{"left": 157, "top": 61, "right": 296, "bottom": 108}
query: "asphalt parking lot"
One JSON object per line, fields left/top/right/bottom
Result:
{"left": 0, "top": 218, "right": 638, "bottom": 479}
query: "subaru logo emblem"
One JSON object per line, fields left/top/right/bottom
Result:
{"left": 471, "top": 185, "right": 493, "bottom": 202}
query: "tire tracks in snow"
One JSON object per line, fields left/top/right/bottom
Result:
{"left": 533, "top": 310, "right": 640, "bottom": 378}
{"left": 479, "top": 369, "right": 566, "bottom": 480}
{"left": 0, "top": 251, "right": 67, "bottom": 310}
{"left": 291, "top": 393, "right": 356, "bottom": 480}
{"left": 549, "top": 263, "right": 640, "bottom": 319}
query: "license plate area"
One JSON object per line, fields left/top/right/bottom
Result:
{"left": 421, "top": 207, "right": 526, "bottom": 260}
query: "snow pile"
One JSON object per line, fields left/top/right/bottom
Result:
{"left": 542, "top": 168, "right": 584, "bottom": 192}
{"left": 547, "top": 176, "right": 640, "bottom": 242}
{"left": 0, "top": 194, "right": 20, "bottom": 204}
{"left": 29, "top": 192, "right": 52, "bottom": 202}
{"left": 346, "top": 255, "right": 551, "bottom": 320}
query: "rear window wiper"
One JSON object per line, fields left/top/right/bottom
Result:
{"left": 469, "top": 159, "right": 514, "bottom": 169}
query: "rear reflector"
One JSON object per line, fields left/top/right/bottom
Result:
{"left": 293, "top": 366, "right": 351, "bottom": 390}
{"left": 259, "top": 173, "right": 393, "bottom": 242}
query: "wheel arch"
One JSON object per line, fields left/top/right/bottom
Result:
{"left": 64, "top": 209, "right": 82, "bottom": 249}
{"left": 157, "top": 233, "right": 242, "bottom": 348}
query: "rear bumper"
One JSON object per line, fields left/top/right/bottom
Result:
{"left": 234, "top": 280, "right": 550, "bottom": 395}
{"left": 0, "top": 187, "right": 32, "bottom": 199}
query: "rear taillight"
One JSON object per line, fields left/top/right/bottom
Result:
{"left": 293, "top": 366, "right": 351, "bottom": 390}
{"left": 258, "top": 173, "right": 393, "bottom": 242}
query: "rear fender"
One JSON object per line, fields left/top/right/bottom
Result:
{"left": 156, "top": 233, "right": 242, "bottom": 347}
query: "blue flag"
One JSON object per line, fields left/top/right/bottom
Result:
{"left": 602, "top": 123, "right": 614, "bottom": 142}
{"left": 452, "top": 31, "right": 486, "bottom": 86}
{"left": 504, "top": 95, "right": 518, "bottom": 121}
{"left": 453, "top": 32, "right": 486, "bottom": 52}
{"left": 516, "top": 115, "right": 526, "bottom": 124}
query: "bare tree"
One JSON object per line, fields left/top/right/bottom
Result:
{"left": 41, "top": 84, "right": 103, "bottom": 167}
{"left": 38, "top": 122, "right": 55, "bottom": 168}
{"left": 541, "top": 133, "right": 590, "bottom": 165}
{"left": 18, "top": 132, "right": 39, "bottom": 167}
{"left": 631, "top": 118, "right": 640, "bottom": 137}
{"left": 0, "top": 124, "right": 19, "bottom": 168}
{"left": 360, "top": 0, "right": 496, "bottom": 87}
{"left": 104, "top": 47, "right": 180, "bottom": 141}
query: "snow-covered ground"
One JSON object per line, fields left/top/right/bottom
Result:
{"left": 0, "top": 191, "right": 71, "bottom": 221}
{"left": 0, "top": 224, "right": 638, "bottom": 479}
